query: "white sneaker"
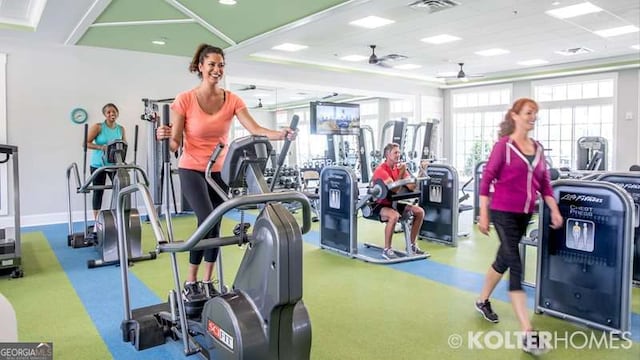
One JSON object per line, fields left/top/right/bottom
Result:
{"left": 382, "top": 248, "right": 398, "bottom": 260}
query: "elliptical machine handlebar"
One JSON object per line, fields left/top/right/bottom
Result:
{"left": 204, "top": 143, "right": 229, "bottom": 201}
{"left": 78, "top": 164, "right": 150, "bottom": 193}
{"left": 269, "top": 115, "right": 299, "bottom": 192}
{"left": 152, "top": 191, "right": 312, "bottom": 254}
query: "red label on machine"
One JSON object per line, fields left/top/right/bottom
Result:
{"left": 207, "top": 319, "right": 234, "bottom": 350}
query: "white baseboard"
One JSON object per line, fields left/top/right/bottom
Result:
{"left": 0, "top": 209, "right": 156, "bottom": 229}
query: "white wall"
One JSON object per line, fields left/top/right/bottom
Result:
{"left": 1, "top": 38, "right": 441, "bottom": 226}
{"left": 1, "top": 39, "right": 198, "bottom": 225}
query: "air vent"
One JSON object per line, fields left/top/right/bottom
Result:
{"left": 408, "top": 0, "right": 461, "bottom": 13}
{"left": 555, "top": 47, "right": 593, "bottom": 56}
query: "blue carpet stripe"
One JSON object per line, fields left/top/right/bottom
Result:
{"left": 26, "top": 209, "right": 640, "bottom": 357}
{"left": 36, "top": 224, "right": 185, "bottom": 359}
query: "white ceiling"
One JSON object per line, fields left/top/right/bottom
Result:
{"left": 1, "top": 0, "right": 638, "bottom": 102}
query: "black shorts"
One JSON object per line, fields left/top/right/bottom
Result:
{"left": 369, "top": 202, "right": 408, "bottom": 222}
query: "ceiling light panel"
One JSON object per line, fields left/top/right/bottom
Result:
{"left": 517, "top": 59, "right": 549, "bottom": 66}
{"left": 219, "top": 0, "right": 237, "bottom": 4}
{"left": 593, "top": 25, "right": 639, "bottom": 38}
{"left": 340, "top": 55, "right": 368, "bottom": 61}
{"left": 545, "top": 2, "right": 602, "bottom": 19}
{"left": 272, "top": 43, "right": 308, "bottom": 52}
{"left": 421, "top": 34, "right": 461, "bottom": 44}
{"left": 393, "top": 64, "right": 422, "bottom": 70}
{"left": 632, "top": 45, "right": 640, "bottom": 50}
{"left": 349, "top": 16, "right": 395, "bottom": 29}
{"left": 475, "top": 48, "right": 510, "bottom": 56}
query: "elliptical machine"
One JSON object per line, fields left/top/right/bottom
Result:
{"left": 117, "top": 116, "right": 313, "bottom": 359}
{"left": 66, "top": 125, "right": 156, "bottom": 268}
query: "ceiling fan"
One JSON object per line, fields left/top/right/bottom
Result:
{"left": 437, "top": 63, "right": 484, "bottom": 80}
{"left": 368, "top": 45, "right": 407, "bottom": 67}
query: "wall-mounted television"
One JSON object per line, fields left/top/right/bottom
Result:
{"left": 310, "top": 101, "right": 360, "bottom": 136}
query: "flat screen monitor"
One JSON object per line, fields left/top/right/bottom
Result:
{"left": 310, "top": 101, "right": 360, "bottom": 136}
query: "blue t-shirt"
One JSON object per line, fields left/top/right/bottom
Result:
{"left": 90, "top": 122, "right": 124, "bottom": 168}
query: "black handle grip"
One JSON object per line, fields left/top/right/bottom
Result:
{"left": 210, "top": 143, "right": 225, "bottom": 163}
{"left": 162, "top": 104, "right": 170, "bottom": 163}
{"left": 276, "top": 115, "right": 299, "bottom": 166}
{"left": 134, "top": 125, "right": 139, "bottom": 152}
{"left": 83, "top": 123, "right": 88, "bottom": 152}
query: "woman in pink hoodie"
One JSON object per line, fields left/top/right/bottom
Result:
{"left": 474, "top": 98, "right": 563, "bottom": 355}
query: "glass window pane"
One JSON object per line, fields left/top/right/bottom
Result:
{"left": 601, "top": 104, "right": 613, "bottom": 123}
{"left": 574, "top": 106, "right": 588, "bottom": 125}
{"left": 552, "top": 84, "right": 567, "bottom": 101}
{"left": 457, "top": 94, "right": 468, "bottom": 108}
{"left": 501, "top": 89, "right": 511, "bottom": 105}
{"left": 583, "top": 82, "right": 598, "bottom": 98}
{"left": 549, "top": 125, "right": 560, "bottom": 140}
{"left": 467, "top": 93, "right": 478, "bottom": 107}
{"left": 567, "top": 83, "right": 582, "bottom": 99}
{"left": 489, "top": 91, "right": 501, "bottom": 105}
{"left": 599, "top": 80, "right": 613, "bottom": 98}
{"left": 536, "top": 86, "right": 552, "bottom": 102}
{"left": 587, "top": 105, "right": 600, "bottom": 127}
{"left": 478, "top": 92, "right": 489, "bottom": 106}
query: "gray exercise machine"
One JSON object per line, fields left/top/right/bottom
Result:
{"left": 118, "top": 117, "right": 313, "bottom": 359}
{"left": 418, "top": 164, "right": 473, "bottom": 247}
{"left": 66, "top": 128, "right": 156, "bottom": 268}
{"left": 576, "top": 136, "right": 607, "bottom": 171}
{"left": 0, "top": 145, "right": 22, "bottom": 278}
{"left": 319, "top": 165, "right": 430, "bottom": 264}
{"left": 595, "top": 172, "right": 640, "bottom": 286}
{"left": 535, "top": 179, "right": 634, "bottom": 334}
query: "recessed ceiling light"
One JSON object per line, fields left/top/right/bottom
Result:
{"left": 421, "top": 34, "right": 461, "bottom": 44}
{"left": 632, "top": 44, "right": 640, "bottom": 50}
{"left": 152, "top": 40, "right": 166, "bottom": 45}
{"left": 219, "top": 0, "right": 237, "bottom": 5}
{"left": 340, "top": 55, "right": 368, "bottom": 61}
{"left": 349, "top": 16, "right": 395, "bottom": 29}
{"left": 393, "top": 64, "right": 422, "bottom": 70}
{"left": 517, "top": 59, "right": 549, "bottom": 66}
{"left": 593, "top": 25, "right": 639, "bottom": 38}
{"left": 272, "top": 43, "right": 308, "bottom": 52}
{"left": 545, "top": 2, "right": 602, "bottom": 19}
{"left": 475, "top": 48, "right": 510, "bottom": 56}
{"left": 551, "top": 1, "right": 561, "bottom": 5}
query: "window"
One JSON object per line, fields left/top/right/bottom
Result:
{"left": 389, "top": 98, "right": 414, "bottom": 123}
{"left": 532, "top": 73, "right": 616, "bottom": 169}
{"left": 359, "top": 100, "right": 379, "bottom": 150}
{"left": 451, "top": 85, "right": 512, "bottom": 179}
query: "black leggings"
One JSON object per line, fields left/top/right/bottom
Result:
{"left": 90, "top": 166, "right": 115, "bottom": 211}
{"left": 490, "top": 210, "right": 532, "bottom": 291}
{"left": 179, "top": 169, "right": 228, "bottom": 265}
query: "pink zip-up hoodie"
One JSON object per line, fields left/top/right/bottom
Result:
{"left": 479, "top": 136, "right": 554, "bottom": 214}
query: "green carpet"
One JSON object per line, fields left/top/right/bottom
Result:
{"left": 1, "top": 214, "right": 638, "bottom": 359}
{"left": 0, "top": 232, "right": 110, "bottom": 359}
{"left": 128, "top": 215, "right": 640, "bottom": 359}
